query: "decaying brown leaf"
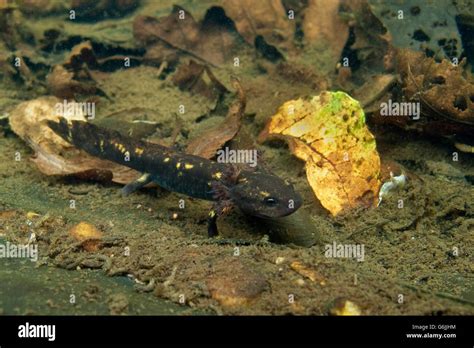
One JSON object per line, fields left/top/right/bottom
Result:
{"left": 133, "top": 6, "right": 236, "bottom": 66}
{"left": 221, "top": 0, "right": 295, "bottom": 52}
{"left": 303, "top": 0, "right": 349, "bottom": 62}
{"left": 259, "top": 91, "right": 381, "bottom": 216}
{"left": 63, "top": 40, "right": 98, "bottom": 71}
{"left": 396, "top": 48, "right": 474, "bottom": 125}
{"left": 47, "top": 65, "right": 98, "bottom": 99}
{"left": 172, "top": 60, "right": 228, "bottom": 100}
{"left": 346, "top": 0, "right": 390, "bottom": 70}
{"left": 369, "top": 49, "right": 474, "bottom": 144}
{"left": 29, "top": 143, "right": 138, "bottom": 185}
{"left": 47, "top": 41, "right": 102, "bottom": 99}
{"left": 290, "top": 261, "right": 326, "bottom": 285}
{"left": 185, "top": 78, "right": 246, "bottom": 159}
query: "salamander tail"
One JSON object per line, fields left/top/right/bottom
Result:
{"left": 47, "top": 118, "right": 158, "bottom": 171}
{"left": 47, "top": 118, "right": 108, "bottom": 158}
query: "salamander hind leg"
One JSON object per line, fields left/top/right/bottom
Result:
{"left": 122, "top": 173, "right": 153, "bottom": 196}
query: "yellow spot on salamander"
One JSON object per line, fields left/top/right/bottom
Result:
{"left": 176, "top": 162, "right": 181, "bottom": 169}
{"left": 136, "top": 174, "right": 149, "bottom": 183}
{"left": 184, "top": 163, "right": 194, "bottom": 170}
{"left": 209, "top": 210, "right": 216, "bottom": 218}
{"left": 114, "top": 142, "right": 127, "bottom": 153}
{"left": 212, "top": 172, "right": 222, "bottom": 179}
{"left": 135, "top": 147, "right": 144, "bottom": 155}
{"left": 164, "top": 158, "right": 170, "bottom": 162}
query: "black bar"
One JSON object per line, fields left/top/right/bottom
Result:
{"left": 0, "top": 316, "right": 472, "bottom": 346}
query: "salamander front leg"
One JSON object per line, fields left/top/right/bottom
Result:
{"left": 207, "top": 200, "right": 234, "bottom": 238}
{"left": 122, "top": 173, "right": 153, "bottom": 196}
{"left": 207, "top": 209, "right": 219, "bottom": 237}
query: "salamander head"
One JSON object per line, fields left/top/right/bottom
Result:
{"left": 230, "top": 171, "right": 302, "bottom": 218}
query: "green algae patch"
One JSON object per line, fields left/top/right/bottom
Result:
{"left": 259, "top": 91, "right": 381, "bottom": 216}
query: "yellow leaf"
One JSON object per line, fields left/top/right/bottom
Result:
{"left": 259, "top": 91, "right": 381, "bottom": 215}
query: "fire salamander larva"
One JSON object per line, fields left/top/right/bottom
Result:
{"left": 48, "top": 119, "right": 302, "bottom": 236}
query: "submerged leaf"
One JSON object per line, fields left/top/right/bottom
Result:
{"left": 47, "top": 65, "right": 98, "bottom": 99}
{"left": 185, "top": 78, "right": 245, "bottom": 159}
{"left": 172, "top": 60, "right": 228, "bottom": 101}
{"left": 303, "top": 0, "right": 349, "bottom": 63}
{"left": 133, "top": 5, "right": 236, "bottom": 66}
{"left": 396, "top": 48, "right": 474, "bottom": 125}
{"left": 221, "top": 0, "right": 295, "bottom": 53}
{"left": 259, "top": 91, "right": 381, "bottom": 215}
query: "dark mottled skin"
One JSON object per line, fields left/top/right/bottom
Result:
{"left": 48, "top": 119, "right": 302, "bottom": 236}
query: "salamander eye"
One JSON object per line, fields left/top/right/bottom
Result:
{"left": 263, "top": 197, "right": 278, "bottom": 206}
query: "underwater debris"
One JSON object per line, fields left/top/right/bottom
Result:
{"left": 69, "top": 221, "right": 102, "bottom": 241}
{"left": 25, "top": 211, "right": 40, "bottom": 220}
{"left": 302, "top": 0, "right": 349, "bottom": 65}
{"left": 396, "top": 49, "right": 474, "bottom": 126}
{"left": 364, "top": 48, "right": 474, "bottom": 149}
{"left": 185, "top": 77, "right": 245, "bottom": 159}
{"left": 46, "top": 40, "right": 107, "bottom": 99}
{"left": 377, "top": 172, "right": 407, "bottom": 207}
{"left": 72, "top": 0, "right": 140, "bottom": 20}
{"left": 16, "top": 0, "right": 66, "bottom": 16}
{"left": 221, "top": 0, "right": 295, "bottom": 54}
{"left": 47, "top": 65, "right": 98, "bottom": 99}
{"left": 133, "top": 5, "right": 237, "bottom": 67}
{"left": 63, "top": 41, "right": 98, "bottom": 71}
{"left": 329, "top": 298, "right": 362, "bottom": 316}
{"left": 276, "top": 61, "right": 330, "bottom": 91}
{"left": 46, "top": 41, "right": 100, "bottom": 99}
{"left": 290, "top": 261, "right": 326, "bottom": 285}
{"left": 259, "top": 91, "right": 381, "bottom": 216}
{"left": 206, "top": 258, "right": 267, "bottom": 308}
{"left": 172, "top": 60, "right": 228, "bottom": 101}
{"left": 343, "top": 0, "right": 391, "bottom": 72}
{"left": 107, "top": 293, "right": 129, "bottom": 315}
{"left": 0, "top": 43, "right": 16, "bottom": 80}
{"left": 69, "top": 221, "right": 103, "bottom": 252}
